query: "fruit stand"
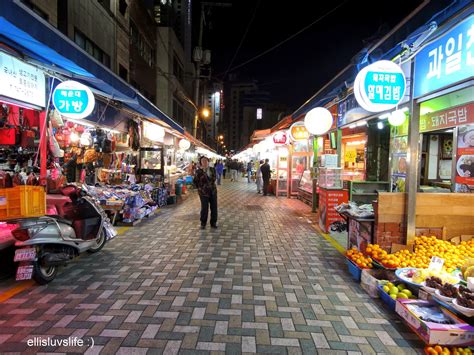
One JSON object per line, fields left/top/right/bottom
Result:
{"left": 345, "top": 235, "right": 474, "bottom": 351}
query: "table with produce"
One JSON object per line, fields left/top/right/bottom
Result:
{"left": 345, "top": 235, "right": 474, "bottom": 351}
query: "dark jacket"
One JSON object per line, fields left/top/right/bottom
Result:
{"left": 260, "top": 163, "right": 271, "bottom": 181}
{"left": 194, "top": 167, "right": 217, "bottom": 197}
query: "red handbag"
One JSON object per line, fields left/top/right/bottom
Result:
{"left": 0, "top": 128, "right": 18, "bottom": 145}
{"left": 20, "top": 129, "right": 35, "bottom": 148}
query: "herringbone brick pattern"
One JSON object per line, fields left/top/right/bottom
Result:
{"left": 0, "top": 180, "right": 424, "bottom": 354}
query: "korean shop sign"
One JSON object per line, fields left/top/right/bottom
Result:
{"left": 273, "top": 131, "right": 288, "bottom": 145}
{"left": 0, "top": 52, "right": 46, "bottom": 108}
{"left": 354, "top": 60, "right": 406, "bottom": 112}
{"left": 52, "top": 81, "right": 95, "bottom": 119}
{"left": 420, "top": 102, "right": 474, "bottom": 133}
{"left": 289, "top": 122, "right": 310, "bottom": 141}
{"left": 414, "top": 15, "right": 474, "bottom": 98}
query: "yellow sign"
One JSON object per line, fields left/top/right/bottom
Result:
{"left": 289, "top": 122, "right": 310, "bottom": 141}
{"left": 345, "top": 149, "right": 357, "bottom": 163}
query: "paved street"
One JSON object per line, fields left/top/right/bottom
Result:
{"left": 0, "top": 180, "right": 424, "bottom": 354}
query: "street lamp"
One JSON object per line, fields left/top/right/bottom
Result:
{"left": 219, "top": 135, "right": 224, "bottom": 140}
{"left": 201, "top": 108, "right": 210, "bottom": 118}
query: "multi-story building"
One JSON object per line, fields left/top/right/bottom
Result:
{"left": 223, "top": 79, "right": 258, "bottom": 151}
{"left": 154, "top": 0, "right": 195, "bottom": 133}
{"left": 204, "top": 82, "right": 223, "bottom": 148}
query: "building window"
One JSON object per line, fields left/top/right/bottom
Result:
{"left": 21, "top": 0, "right": 49, "bottom": 21}
{"left": 173, "top": 54, "right": 184, "bottom": 83}
{"left": 74, "top": 29, "right": 111, "bottom": 68}
{"left": 130, "top": 21, "right": 155, "bottom": 68}
{"left": 119, "top": 64, "right": 128, "bottom": 81}
{"left": 119, "top": 0, "right": 128, "bottom": 15}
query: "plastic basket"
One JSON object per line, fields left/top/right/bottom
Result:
{"left": 0, "top": 186, "right": 46, "bottom": 221}
{"left": 377, "top": 284, "right": 397, "bottom": 311}
{"left": 346, "top": 258, "right": 362, "bottom": 282}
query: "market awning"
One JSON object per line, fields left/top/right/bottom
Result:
{"left": 0, "top": 1, "right": 183, "bottom": 133}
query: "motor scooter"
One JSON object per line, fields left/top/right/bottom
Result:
{"left": 10, "top": 184, "right": 116, "bottom": 284}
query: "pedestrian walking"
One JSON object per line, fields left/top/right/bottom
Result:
{"left": 256, "top": 159, "right": 264, "bottom": 194}
{"left": 215, "top": 160, "right": 224, "bottom": 185}
{"left": 193, "top": 156, "right": 218, "bottom": 229}
{"left": 230, "top": 160, "right": 238, "bottom": 182}
{"left": 246, "top": 160, "right": 253, "bottom": 183}
{"left": 260, "top": 158, "right": 271, "bottom": 196}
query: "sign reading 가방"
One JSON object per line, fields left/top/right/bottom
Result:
{"left": 354, "top": 60, "right": 406, "bottom": 113}
{"left": 414, "top": 15, "right": 474, "bottom": 98}
{"left": 0, "top": 52, "right": 46, "bottom": 108}
{"left": 52, "top": 81, "right": 95, "bottom": 119}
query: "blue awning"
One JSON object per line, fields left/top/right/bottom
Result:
{"left": 0, "top": 1, "right": 183, "bottom": 133}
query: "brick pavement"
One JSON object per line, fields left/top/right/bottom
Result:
{"left": 0, "top": 180, "right": 424, "bottom": 354}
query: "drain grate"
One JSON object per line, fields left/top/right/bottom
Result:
{"left": 244, "top": 205, "right": 263, "bottom": 211}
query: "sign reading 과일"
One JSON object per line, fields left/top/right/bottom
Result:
{"left": 414, "top": 15, "right": 474, "bottom": 98}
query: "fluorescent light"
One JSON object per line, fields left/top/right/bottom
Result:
{"left": 444, "top": 129, "right": 453, "bottom": 133}
{"left": 349, "top": 124, "right": 356, "bottom": 129}
{"left": 356, "top": 121, "right": 367, "bottom": 127}
{"left": 65, "top": 118, "right": 96, "bottom": 128}
{"left": 378, "top": 113, "right": 391, "bottom": 120}
{"left": 401, "top": 107, "right": 409, "bottom": 112}
{"left": 377, "top": 122, "right": 384, "bottom": 130}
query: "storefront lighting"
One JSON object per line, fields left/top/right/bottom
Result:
{"left": 377, "top": 122, "right": 384, "bottom": 130}
{"left": 304, "top": 107, "right": 333, "bottom": 135}
{"left": 388, "top": 109, "right": 407, "bottom": 127}
{"left": 378, "top": 113, "right": 391, "bottom": 120}
{"left": 66, "top": 118, "right": 95, "bottom": 128}
{"left": 349, "top": 124, "right": 356, "bottom": 129}
{"left": 179, "top": 139, "right": 191, "bottom": 150}
{"left": 346, "top": 140, "right": 366, "bottom": 146}
{"left": 356, "top": 121, "right": 367, "bottom": 127}
{"left": 70, "top": 132, "right": 80, "bottom": 142}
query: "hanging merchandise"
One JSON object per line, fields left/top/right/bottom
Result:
{"left": 80, "top": 130, "right": 93, "bottom": 147}
{"left": 48, "top": 122, "right": 64, "bottom": 158}
{"left": 128, "top": 120, "right": 140, "bottom": 151}
{"left": 50, "top": 109, "right": 64, "bottom": 128}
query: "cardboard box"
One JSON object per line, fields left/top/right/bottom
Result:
{"left": 360, "top": 269, "right": 397, "bottom": 298}
{"left": 395, "top": 299, "right": 474, "bottom": 346}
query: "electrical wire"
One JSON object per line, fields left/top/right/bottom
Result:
{"left": 217, "top": 0, "right": 349, "bottom": 76}
{"left": 222, "top": 0, "right": 261, "bottom": 80}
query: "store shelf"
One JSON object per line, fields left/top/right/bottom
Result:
{"left": 352, "top": 192, "right": 378, "bottom": 196}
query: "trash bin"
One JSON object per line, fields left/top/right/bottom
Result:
{"left": 175, "top": 182, "right": 182, "bottom": 196}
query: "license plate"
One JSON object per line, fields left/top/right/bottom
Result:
{"left": 14, "top": 248, "right": 36, "bottom": 262}
{"left": 16, "top": 265, "right": 34, "bottom": 281}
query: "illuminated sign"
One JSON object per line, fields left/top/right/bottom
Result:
{"left": 414, "top": 16, "right": 474, "bottom": 98}
{"left": 272, "top": 131, "right": 288, "bottom": 145}
{"left": 52, "top": 81, "right": 95, "bottom": 119}
{"left": 0, "top": 52, "right": 46, "bottom": 108}
{"left": 256, "top": 108, "right": 262, "bottom": 120}
{"left": 354, "top": 60, "right": 406, "bottom": 112}
{"left": 289, "top": 122, "right": 310, "bottom": 141}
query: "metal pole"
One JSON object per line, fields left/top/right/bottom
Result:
{"left": 406, "top": 60, "right": 421, "bottom": 244}
{"left": 193, "top": 7, "right": 204, "bottom": 138}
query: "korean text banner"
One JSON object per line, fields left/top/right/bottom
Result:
{"left": 420, "top": 102, "right": 473, "bottom": 132}
{"left": 0, "top": 51, "right": 46, "bottom": 108}
{"left": 414, "top": 15, "right": 474, "bottom": 98}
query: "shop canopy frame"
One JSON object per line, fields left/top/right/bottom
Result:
{"left": 0, "top": 0, "right": 183, "bottom": 134}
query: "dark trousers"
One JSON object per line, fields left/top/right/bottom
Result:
{"left": 199, "top": 192, "right": 218, "bottom": 226}
{"left": 263, "top": 178, "right": 270, "bottom": 196}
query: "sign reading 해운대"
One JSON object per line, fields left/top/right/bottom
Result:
{"left": 0, "top": 51, "right": 46, "bottom": 108}
{"left": 420, "top": 102, "right": 474, "bottom": 133}
{"left": 414, "top": 15, "right": 474, "bottom": 98}
{"left": 354, "top": 60, "right": 406, "bottom": 113}
{"left": 52, "top": 81, "right": 95, "bottom": 119}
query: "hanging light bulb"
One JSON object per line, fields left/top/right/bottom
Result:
{"left": 377, "top": 122, "right": 384, "bottom": 130}
{"left": 70, "top": 132, "right": 80, "bottom": 143}
{"left": 389, "top": 109, "right": 407, "bottom": 126}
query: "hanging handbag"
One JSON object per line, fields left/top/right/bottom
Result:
{"left": 102, "top": 133, "right": 113, "bottom": 153}
{"left": 50, "top": 109, "right": 64, "bottom": 128}
{"left": 48, "top": 123, "right": 64, "bottom": 158}
{"left": 0, "top": 128, "right": 18, "bottom": 145}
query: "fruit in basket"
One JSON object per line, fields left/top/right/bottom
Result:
{"left": 425, "top": 345, "right": 472, "bottom": 355}
{"left": 345, "top": 247, "right": 373, "bottom": 268}
{"left": 464, "top": 265, "right": 474, "bottom": 280}
{"left": 425, "top": 276, "right": 443, "bottom": 289}
{"left": 439, "top": 283, "right": 459, "bottom": 298}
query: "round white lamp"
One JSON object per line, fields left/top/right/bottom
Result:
{"left": 389, "top": 110, "right": 406, "bottom": 126}
{"left": 179, "top": 139, "right": 191, "bottom": 150}
{"left": 304, "top": 107, "right": 333, "bottom": 135}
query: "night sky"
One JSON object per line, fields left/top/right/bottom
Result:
{"left": 193, "top": 0, "right": 425, "bottom": 111}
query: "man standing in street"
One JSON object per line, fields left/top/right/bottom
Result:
{"left": 193, "top": 156, "right": 218, "bottom": 229}
{"left": 215, "top": 160, "right": 224, "bottom": 185}
{"left": 246, "top": 160, "right": 253, "bottom": 183}
{"left": 260, "top": 159, "right": 271, "bottom": 196}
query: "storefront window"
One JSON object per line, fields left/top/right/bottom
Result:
{"left": 341, "top": 134, "right": 366, "bottom": 181}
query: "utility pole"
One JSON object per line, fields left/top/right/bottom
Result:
{"left": 192, "top": 1, "right": 231, "bottom": 138}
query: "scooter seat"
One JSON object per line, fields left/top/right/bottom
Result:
{"left": 47, "top": 215, "right": 73, "bottom": 226}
